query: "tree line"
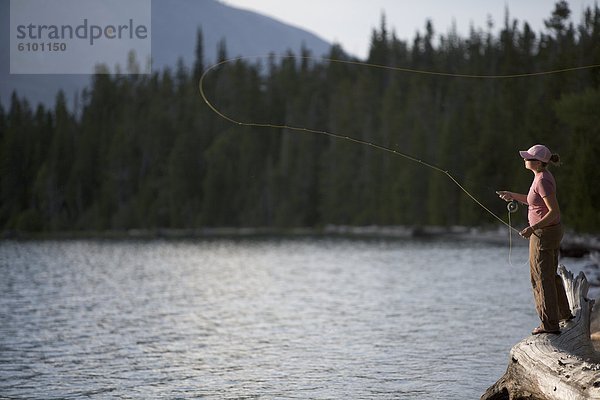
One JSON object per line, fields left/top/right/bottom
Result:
{"left": 1, "top": 1, "right": 599, "bottom": 234}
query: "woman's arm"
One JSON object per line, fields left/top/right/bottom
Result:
{"left": 519, "top": 193, "right": 560, "bottom": 238}
{"left": 533, "top": 193, "right": 560, "bottom": 230}
{"left": 496, "top": 191, "right": 528, "bottom": 204}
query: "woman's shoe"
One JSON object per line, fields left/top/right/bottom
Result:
{"left": 532, "top": 326, "right": 561, "bottom": 335}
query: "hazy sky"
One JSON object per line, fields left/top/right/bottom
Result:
{"left": 222, "top": 0, "right": 597, "bottom": 59}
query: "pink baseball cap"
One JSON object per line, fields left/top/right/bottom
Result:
{"left": 519, "top": 144, "right": 551, "bottom": 163}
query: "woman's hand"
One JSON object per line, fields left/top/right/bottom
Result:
{"left": 496, "top": 191, "right": 513, "bottom": 202}
{"left": 497, "top": 191, "right": 528, "bottom": 205}
{"left": 520, "top": 226, "right": 535, "bottom": 238}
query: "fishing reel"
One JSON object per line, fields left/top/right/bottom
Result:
{"left": 507, "top": 200, "right": 519, "bottom": 213}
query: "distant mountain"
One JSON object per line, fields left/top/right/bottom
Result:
{"left": 152, "top": 0, "right": 332, "bottom": 69}
{"left": 0, "top": 0, "right": 333, "bottom": 109}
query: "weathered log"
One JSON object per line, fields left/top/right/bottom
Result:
{"left": 482, "top": 265, "right": 600, "bottom": 400}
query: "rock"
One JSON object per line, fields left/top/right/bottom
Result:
{"left": 482, "top": 265, "right": 600, "bottom": 400}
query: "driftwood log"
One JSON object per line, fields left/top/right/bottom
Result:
{"left": 482, "top": 265, "right": 600, "bottom": 400}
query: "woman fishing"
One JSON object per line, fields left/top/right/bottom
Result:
{"left": 497, "top": 144, "right": 572, "bottom": 335}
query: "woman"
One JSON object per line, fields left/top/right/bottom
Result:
{"left": 497, "top": 144, "right": 572, "bottom": 335}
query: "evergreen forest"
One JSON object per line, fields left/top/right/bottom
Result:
{"left": 2, "top": 1, "right": 600, "bottom": 234}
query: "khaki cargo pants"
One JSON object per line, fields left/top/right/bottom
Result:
{"left": 529, "top": 223, "right": 571, "bottom": 331}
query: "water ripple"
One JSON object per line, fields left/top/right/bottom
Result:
{"left": 1, "top": 238, "right": 541, "bottom": 398}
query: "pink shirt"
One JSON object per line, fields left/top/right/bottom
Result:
{"left": 527, "top": 170, "right": 560, "bottom": 227}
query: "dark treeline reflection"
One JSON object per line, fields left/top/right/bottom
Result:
{"left": 2, "top": 2, "right": 599, "bottom": 233}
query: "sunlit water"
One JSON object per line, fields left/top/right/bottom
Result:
{"left": 0, "top": 238, "right": 591, "bottom": 399}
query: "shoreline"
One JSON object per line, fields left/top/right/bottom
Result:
{"left": 2, "top": 224, "right": 507, "bottom": 240}
{"left": 2, "top": 225, "right": 598, "bottom": 254}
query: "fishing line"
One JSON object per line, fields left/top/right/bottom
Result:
{"left": 199, "top": 55, "right": 600, "bottom": 240}
{"left": 507, "top": 200, "right": 519, "bottom": 266}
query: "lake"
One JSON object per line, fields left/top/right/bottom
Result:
{"left": 0, "top": 237, "right": 590, "bottom": 399}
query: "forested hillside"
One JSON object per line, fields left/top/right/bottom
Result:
{"left": 2, "top": 2, "right": 599, "bottom": 234}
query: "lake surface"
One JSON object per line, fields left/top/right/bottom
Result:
{"left": 0, "top": 237, "right": 589, "bottom": 399}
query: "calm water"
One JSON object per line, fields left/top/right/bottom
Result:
{"left": 0, "top": 237, "right": 584, "bottom": 399}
